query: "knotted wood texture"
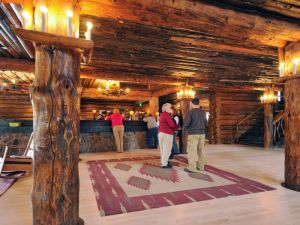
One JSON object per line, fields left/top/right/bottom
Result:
{"left": 264, "top": 104, "right": 274, "bottom": 149}
{"left": 31, "top": 44, "right": 83, "bottom": 224}
{"left": 180, "top": 99, "right": 190, "bottom": 154}
{"left": 284, "top": 79, "right": 300, "bottom": 191}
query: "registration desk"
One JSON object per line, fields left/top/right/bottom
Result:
{"left": 0, "top": 120, "right": 148, "bottom": 153}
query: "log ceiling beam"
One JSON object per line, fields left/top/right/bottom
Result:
{"left": 0, "top": 3, "right": 34, "bottom": 59}
{"left": 170, "top": 37, "right": 276, "bottom": 57}
{"left": 0, "top": 1, "right": 24, "bottom": 4}
{"left": 0, "top": 56, "right": 34, "bottom": 72}
{"left": 80, "top": 0, "right": 300, "bottom": 47}
{"left": 151, "top": 86, "right": 181, "bottom": 97}
{"left": 0, "top": 57, "right": 284, "bottom": 92}
{"left": 208, "top": 0, "right": 300, "bottom": 21}
{"left": 81, "top": 88, "right": 152, "bottom": 102}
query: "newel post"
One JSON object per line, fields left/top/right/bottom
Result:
{"left": 264, "top": 103, "right": 274, "bottom": 149}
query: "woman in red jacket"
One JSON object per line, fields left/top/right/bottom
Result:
{"left": 159, "top": 103, "right": 178, "bottom": 168}
{"left": 106, "top": 109, "right": 125, "bottom": 153}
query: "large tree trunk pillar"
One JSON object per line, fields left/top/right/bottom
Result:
{"left": 180, "top": 99, "right": 190, "bottom": 154}
{"left": 284, "top": 79, "right": 300, "bottom": 191}
{"left": 264, "top": 103, "right": 273, "bottom": 149}
{"left": 31, "top": 44, "right": 83, "bottom": 225}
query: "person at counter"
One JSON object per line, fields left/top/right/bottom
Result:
{"left": 159, "top": 103, "right": 178, "bottom": 168}
{"left": 143, "top": 114, "right": 158, "bottom": 149}
{"left": 105, "top": 109, "right": 125, "bottom": 153}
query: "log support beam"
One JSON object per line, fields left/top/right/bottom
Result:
{"left": 264, "top": 103, "right": 274, "bottom": 149}
{"left": 180, "top": 99, "right": 190, "bottom": 154}
{"left": 32, "top": 44, "right": 84, "bottom": 225}
{"left": 149, "top": 97, "right": 159, "bottom": 117}
{"left": 283, "top": 78, "right": 300, "bottom": 191}
{"left": 15, "top": 28, "right": 93, "bottom": 225}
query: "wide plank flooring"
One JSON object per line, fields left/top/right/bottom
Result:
{"left": 0, "top": 144, "right": 299, "bottom": 225}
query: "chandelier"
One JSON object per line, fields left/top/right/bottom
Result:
{"left": 97, "top": 80, "right": 129, "bottom": 96}
{"left": 176, "top": 83, "right": 195, "bottom": 100}
{"left": 260, "top": 85, "right": 277, "bottom": 104}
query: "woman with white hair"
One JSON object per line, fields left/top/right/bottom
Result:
{"left": 158, "top": 103, "right": 178, "bottom": 168}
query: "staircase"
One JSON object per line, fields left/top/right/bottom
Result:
{"left": 237, "top": 118, "right": 264, "bottom": 147}
{"left": 273, "top": 99, "right": 285, "bottom": 147}
{"left": 236, "top": 97, "right": 285, "bottom": 148}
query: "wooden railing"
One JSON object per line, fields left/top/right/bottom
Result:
{"left": 273, "top": 110, "right": 285, "bottom": 125}
{"left": 273, "top": 110, "right": 285, "bottom": 144}
{"left": 236, "top": 106, "right": 264, "bottom": 142}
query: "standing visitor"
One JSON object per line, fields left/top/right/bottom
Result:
{"left": 184, "top": 98, "right": 207, "bottom": 173}
{"left": 169, "top": 109, "right": 180, "bottom": 159}
{"left": 105, "top": 109, "right": 125, "bottom": 153}
{"left": 143, "top": 114, "right": 159, "bottom": 148}
{"left": 159, "top": 103, "right": 178, "bottom": 168}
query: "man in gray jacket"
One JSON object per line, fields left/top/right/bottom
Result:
{"left": 183, "top": 98, "right": 207, "bottom": 173}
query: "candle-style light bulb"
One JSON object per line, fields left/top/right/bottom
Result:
{"left": 85, "top": 21, "right": 93, "bottom": 40}
{"left": 293, "top": 58, "right": 299, "bottom": 75}
{"left": 22, "top": 11, "right": 30, "bottom": 29}
{"left": 66, "top": 9, "right": 73, "bottom": 37}
{"left": 40, "top": 6, "right": 48, "bottom": 32}
{"left": 279, "top": 62, "right": 285, "bottom": 77}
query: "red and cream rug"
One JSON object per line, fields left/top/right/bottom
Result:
{"left": 87, "top": 156, "right": 275, "bottom": 216}
{"left": 0, "top": 172, "right": 24, "bottom": 196}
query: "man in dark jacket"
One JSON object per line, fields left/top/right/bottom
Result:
{"left": 183, "top": 98, "right": 207, "bottom": 173}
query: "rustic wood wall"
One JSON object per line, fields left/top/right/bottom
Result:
{"left": 80, "top": 100, "right": 136, "bottom": 120}
{"left": 0, "top": 94, "right": 139, "bottom": 120}
{"left": 0, "top": 93, "right": 32, "bottom": 119}
{"left": 210, "top": 91, "right": 263, "bottom": 144}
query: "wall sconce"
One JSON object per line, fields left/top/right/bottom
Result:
{"left": 293, "top": 58, "right": 299, "bottom": 75}
{"left": 260, "top": 85, "right": 277, "bottom": 104}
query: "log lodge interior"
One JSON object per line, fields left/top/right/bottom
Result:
{"left": 0, "top": 0, "right": 300, "bottom": 225}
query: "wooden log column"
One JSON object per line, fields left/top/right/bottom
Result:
{"left": 16, "top": 29, "right": 93, "bottom": 225}
{"left": 264, "top": 103, "right": 274, "bottom": 149}
{"left": 149, "top": 97, "right": 159, "bottom": 116}
{"left": 31, "top": 44, "right": 83, "bottom": 225}
{"left": 180, "top": 99, "right": 190, "bottom": 154}
{"left": 284, "top": 78, "right": 300, "bottom": 191}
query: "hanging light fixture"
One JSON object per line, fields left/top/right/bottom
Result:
{"left": 176, "top": 80, "right": 195, "bottom": 100}
{"left": 260, "top": 85, "right": 277, "bottom": 104}
{"left": 97, "top": 80, "right": 130, "bottom": 96}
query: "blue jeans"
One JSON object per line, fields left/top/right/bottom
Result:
{"left": 147, "top": 127, "right": 158, "bottom": 147}
{"left": 169, "top": 132, "right": 180, "bottom": 159}
{"left": 172, "top": 131, "right": 180, "bottom": 154}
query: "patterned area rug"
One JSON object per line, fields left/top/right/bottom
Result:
{"left": 87, "top": 156, "right": 275, "bottom": 216}
{"left": 0, "top": 172, "right": 24, "bottom": 196}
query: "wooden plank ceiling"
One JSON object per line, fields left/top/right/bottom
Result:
{"left": 1, "top": 0, "right": 300, "bottom": 101}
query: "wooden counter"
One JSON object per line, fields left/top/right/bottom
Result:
{"left": 0, "top": 120, "right": 148, "bottom": 153}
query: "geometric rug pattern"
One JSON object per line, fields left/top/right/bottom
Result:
{"left": 87, "top": 155, "right": 275, "bottom": 216}
{"left": 0, "top": 172, "right": 24, "bottom": 196}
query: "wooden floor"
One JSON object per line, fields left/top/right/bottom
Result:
{"left": 1, "top": 144, "right": 299, "bottom": 225}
